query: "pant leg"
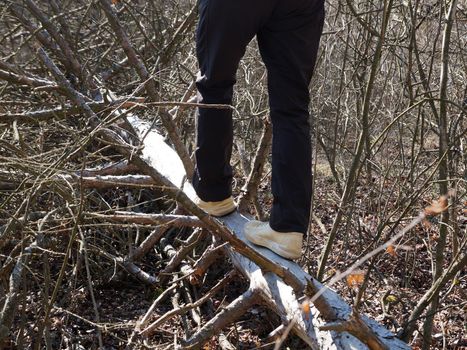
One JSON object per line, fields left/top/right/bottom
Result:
{"left": 257, "top": 0, "right": 325, "bottom": 234}
{"left": 193, "top": 0, "right": 275, "bottom": 201}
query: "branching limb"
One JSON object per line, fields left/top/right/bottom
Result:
{"left": 87, "top": 211, "right": 205, "bottom": 228}
{"left": 98, "top": 0, "right": 194, "bottom": 178}
{"left": 0, "top": 174, "right": 154, "bottom": 192}
{"left": 159, "top": 3, "right": 197, "bottom": 66}
{"left": 136, "top": 283, "right": 179, "bottom": 332}
{"left": 399, "top": 249, "right": 467, "bottom": 341}
{"left": 128, "top": 153, "right": 304, "bottom": 292}
{"left": 23, "top": 0, "right": 84, "bottom": 84}
{"left": 140, "top": 270, "right": 237, "bottom": 336}
{"left": 189, "top": 242, "right": 227, "bottom": 286}
{"left": 128, "top": 226, "right": 169, "bottom": 262}
{"left": 0, "top": 98, "right": 145, "bottom": 124}
{"left": 0, "top": 68, "right": 60, "bottom": 92}
{"left": 120, "top": 259, "right": 159, "bottom": 285}
{"left": 77, "top": 227, "right": 104, "bottom": 348}
{"left": 8, "top": 4, "right": 73, "bottom": 78}
{"left": 75, "top": 175, "right": 156, "bottom": 189}
{"left": 0, "top": 194, "right": 36, "bottom": 250}
{"left": 344, "top": 0, "right": 380, "bottom": 37}
{"left": 79, "top": 161, "right": 139, "bottom": 177}
{"left": 0, "top": 243, "right": 34, "bottom": 341}
{"left": 158, "top": 229, "right": 207, "bottom": 283}
{"left": 319, "top": 312, "right": 389, "bottom": 350}
{"left": 175, "top": 284, "right": 194, "bottom": 340}
{"left": 237, "top": 120, "right": 272, "bottom": 213}
{"left": 181, "top": 287, "right": 260, "bottom": 349}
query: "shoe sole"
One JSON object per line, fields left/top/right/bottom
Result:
{"left": 196, "top": 199, "right": 236, "bottom": 217}
{"left": 245, "top": 231, "right": 301, "bottom": 260}
{"left": 210, "top": 207, "right": 236, "bottom": 217}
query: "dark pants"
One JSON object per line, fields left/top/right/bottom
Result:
{"left": 192, "top": 0, "right": 325, "bottom": 234}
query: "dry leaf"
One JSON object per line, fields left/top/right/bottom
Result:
{"left": 346, "top": 270, "right": 365, "bottom": 288}
{"left": 386, "top": 244, "right": 397, "bottom": 257}
{"left": 385, "top": 294, "right": 398, "bottom": 303}
{"left": 424, "top": 196, "right": 448, "bottom": 216}
{"left": 302, "top": 300, "right": 311, "bottom": 320}
{"left": 422, "top": 219, "right": 432, "bottom": 229}
{"left": 325, "top": 268, "right": 337, "bottom": 279}
{"left": 189, "top": 268, "right": 203, "bottom": 285}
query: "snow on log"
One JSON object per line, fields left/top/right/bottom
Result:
{"left": 127, "top": 115, "right": 409, "bottom": 350}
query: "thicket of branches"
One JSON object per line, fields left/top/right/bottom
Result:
{"left": 0, "top": 0, "right": 465, "bottom": 349}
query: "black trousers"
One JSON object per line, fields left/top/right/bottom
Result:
{"left": 192, "top": 0, "right": 325, "bottom": 234}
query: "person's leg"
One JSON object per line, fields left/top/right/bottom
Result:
{"left": 193, "top": 0, "right": 275, "bottom": 202}
{"left": 257, "top": 0, "right": 325, "bottom": 234}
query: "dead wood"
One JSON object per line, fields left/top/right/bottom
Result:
{"left": 0, "top": 173, "right": 155, "bottom": 192}
{"left": 0, "top": 239, "right": 26, "bottom": 281}
{"left": 159, "top": 236, "right": 203, "bottom": 335}
{"left": 0, "top": 243, "right": 34, "bottom": 341}
{"left": 217, "top": 333, "right": 236, "bottom": 350}
{"left": 128, "top": 226, "right": 169, "bottom": 262}
{"left": 141, "top": 270, "right": 237, "bottom": 337}
{"left": 8, "top": 4, "right": 81, "bottom": 86}
{"left": 101, "top": 4, "right": 197, "bottom": 82}
{"left": 171, "top": 277, "right": 193, "bottom": 340}
{"left": 1, "top": 0, "right": 464, "bottom": 347}
{"left": 0, "top": 98, "right": 144, "bottom": 124}
{"left": 399, "top": 250, "right": 467, "bottom": 341}
{"left": 0, "top": 194, "right": 38, "bottom": 251}
{"left": 77, "top": 175, "right": 156, "bottom": 189}
{"left": 158, "top": 229, "right": 207, "bottom": 283}
{"left": 181, "top": 288, "right": 260, "bottom": 349}
{"left": 126, "top": 115, "right": 410, "bottom": 349}
{"left": 78, "top": 161, "right": 139, "bottom": 177}
{"left": 160, "top": 237, "right": 193, "bottom": 279}
{"left": 98, "top": 0, "right": 194, "bottom": 178}
{"left": 263, "top": 324, "right": 287, "bottom": 343}
{"left": 88, "top": 211, "right": 205, "bottom": 228}
{"left": 23, "top": 0, "right": 84, "bottom": 84}
{"left": 181, "top": 280, "right": 202, "bottom": 331}
{"left": 126, "top": 116, "right": 305, "bottom": 293}
{"left": 319, "top": 312, "right": 389, "bottom": 350}
{"left": 237, "top": 119, "right": 272, "bottom": 213}
{"left": 0, "top": 67, "right": 60, "bottom": 92}
{"left": 304, "top": 280, "right": 339, "bottom": 320}
{"left": 120, "top": 259, "right": 159, "bottom": 285}
{"left": 189, "top": 242, "right": 227, "bottom": 286}
{"left": 136, "top": 283, "right": 179, "bottom": 332}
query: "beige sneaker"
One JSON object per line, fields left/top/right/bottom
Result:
{"left": 194, "top": 196, "right": 236, "bottom": 217}
{"left": 244, "top": 221, "right": 303, "bottom": 260}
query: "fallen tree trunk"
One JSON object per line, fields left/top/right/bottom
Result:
{"left": 127, "top": 115, "right": 409, "bottom": 350}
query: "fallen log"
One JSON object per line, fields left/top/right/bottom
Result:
{"left": 127, "top": 115, "right": 410, "bottom": 350}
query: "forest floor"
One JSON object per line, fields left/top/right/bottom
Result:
{"left": 3, "top": 157, "right": 465, "bottom": 350}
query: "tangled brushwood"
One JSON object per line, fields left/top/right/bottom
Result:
{"left": 0, "top": 1, "right": 465, "bottom": 349}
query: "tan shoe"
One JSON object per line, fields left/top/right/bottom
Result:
{"left": 244, "top": 221, "right": 303, "bottom": 260}
{"left": 194, "top": 196, "right": 236, "bottom": 217}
